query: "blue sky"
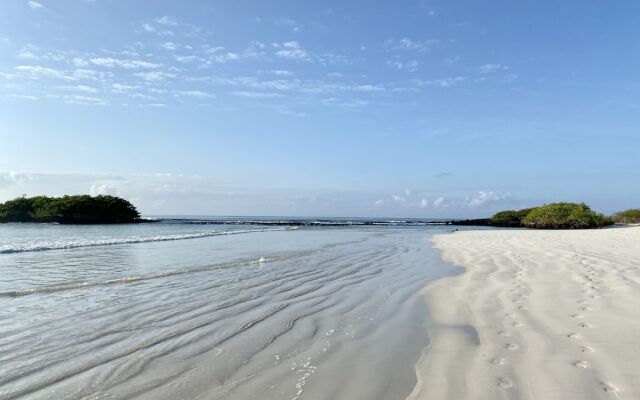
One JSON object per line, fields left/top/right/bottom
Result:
{"left": 0, "top": 0, "right": 638, "bottom": 217}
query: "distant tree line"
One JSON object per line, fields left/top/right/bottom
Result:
{"left": 0, "top": 195, "right": 141, "bottom": 224}
{"left": 490, "top": 203, "right": 615, "bottom": 229}
{"left": 609, "top": 209, "right": 640, "bottom": 224}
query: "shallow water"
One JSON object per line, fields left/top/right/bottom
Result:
{"left": 0, "top": 222, "right": 456, "bottom": 400}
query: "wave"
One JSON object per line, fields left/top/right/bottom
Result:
{"left": 0, "top": 256, "right": 275, "bottom": 298}
{"left": 0, "top": 227, "right": 295, "bottom": 255}
{"left": 158, "top": 217, "right": 449, "bottom": 227}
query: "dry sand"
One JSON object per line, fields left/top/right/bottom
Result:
{"left": 409, "top": 226, "right": 640, "bottom": 400}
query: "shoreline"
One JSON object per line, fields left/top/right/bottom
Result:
{"left": 409, "top": 226, "right": 640, "bottom": 400}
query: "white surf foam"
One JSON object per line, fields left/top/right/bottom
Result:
{"left": 0, "top": 227, "right": 293, "bottom": 254}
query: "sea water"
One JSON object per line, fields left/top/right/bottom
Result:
{"left": 0, "top": 220, "right": 460, "bottom": 400}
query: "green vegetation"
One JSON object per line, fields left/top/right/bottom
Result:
{"left": 0, "top": 195, "right": 140, "bottom": 224}
{"left": 521, "top": 203, "right": 611, "bottom": 229}
{"left": 490, "top": 208, "right": 533, "bottom": 227}
{"left": 490, "top": 203, "right": 612, "bottom": 229}
{"left": 610, "top": 209, "right": 640, "bottom": 224}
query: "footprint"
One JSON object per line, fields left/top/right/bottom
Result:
{"left": 497, "top": 330, "right": 510, "bottom": 336}
{"left": 512, "top": 322, "right": 523, "bottom": 327}
{"left": 573, "top": 360, "right": 589, "bottom": 368}
{"left": 571, "top": 314, "right": 583, "bottom": 319}
{"left": 579, "top": 322, "right": 592, "bottom": 328}
{"left": 505, "top": 343, "right": 519, "bottom": 350}
{"left": 518, "top": 305, "right": 528, "bottom": 310}
{"left": 580, "top": 345, "right": 594, "bottom": 353}
{"left": 567, "top": 333, "right": 582, "bottom": 339}
{"left": 497, "top": 377, "right": 513, "bottom": 388}
{"left": 581, "top": 307, "right": 592, "bottom": 312}
{"left": 600, "top": 382, "right": 618, "bottom": 393}
{"left": 490, "top": 357, "right": 506, "bottom": 366}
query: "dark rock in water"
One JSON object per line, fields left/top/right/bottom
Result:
{"left": 447, "top": 218, "right": 493, "bottom": 226}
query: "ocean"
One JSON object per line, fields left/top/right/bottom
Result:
{"left": 0, "top": 218, "right": 462, "bottom": 400}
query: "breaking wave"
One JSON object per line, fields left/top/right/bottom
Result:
{"left": 0, "top": 227, "right": 294, "bottom": 255}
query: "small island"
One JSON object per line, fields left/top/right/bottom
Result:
{"left": 491, "top": 202, "right": 612, "bottom": 229}
{"left": 453, "top": 202, "right": 625, "bottom": 229}
{"left": 0, "top": 195, "right": 142, "bottom": 224}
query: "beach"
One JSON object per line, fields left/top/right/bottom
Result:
{"left": 410, "top": 226, "right": 640, "bottom": 400}
{"left": 2, "top": 221, "right": 639, "bottom": 399}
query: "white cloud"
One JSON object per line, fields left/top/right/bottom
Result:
{"left": 133, "top": 71, "right": 175, "bottom": 81}
{"left": 419, "top": 198, "right": 429, "bottom": 208}
{"left": 10, "top": 94, "right": 38, "bottom": 100}
{"left": 71, "top": 57, "right": 89, "bottom": 67}
{"left": 175, "top": 90, "right": 214, "bottom": 98}
{"left": 141, "top": 21, "right": 174, "bottom": 37}
{"left": 27, "top": 1, "right": 44, "bottom": 10}
{"left": 112, "top": 83, "right": 139, "bottom": 91}
{"left": 392, "top": 194, "right": 406, "bottom": 204}
{"left": 231, "top": 91, "right": 283, "bottom": 98}
{"left": 161, "top": 42, "right": 178, "bottom": 51}
{"left": 386, "top": 37, "right": 439, "bottom": 52}
{"left": 71, "top": 69, "right": 113, "bottom": 81}
{"left": 142, "top": 23, "right": 156, "bottom": 33}
{"left": 202, "top": 47, "right": 242, "bottom": 63}
{"left": 351, "top": 84, "right": 385, "bottom": 92}
{"left": 321, "top": 97, "right": 368, "bottom": 108}
{"left": 17, "top": 45, "right": 39, "bottom": 60}
{"left": 90, "top": 183, "right": 118, "bottom": 196}
{"left": 275, "top": 41, "right": 311, "bottom": 61}
{"left": 155, "top": 16, "right": 178, "bottom": 26}
{"left": 479, "top": 63, "right": 509, "bottom": 74}
{"left": 47, "top": 94, "right": 108, "bottom": 106}
{"left": 128, "top": 93, "right": 155, "bottom": 100}
{"left": 15, "top": 65, "right": 74, "bottom": 81}
{"left": 463, "top": 191, "right": 512, "bottom": 207}
{"left": 175, "top": 55, "right": 198, "bottom": 63}
{"left": 57, "top": 84, "right": 98, "bottom": 93}
{"left": 212, "top": 52, "right": 240, "bottom": 63}
{"left": 271, "top": 69, "right": 293, "bottom": 76}
{"left": 89, "top": 58, "right": 159, "bottom": 69}
{"left": 433, "top": 197, "right": 447, "bottom": 207}
{"left": 421, "top": 76, "right": 467, "bottom": 87}
{"left": 386, "top": 59, "right": 418, "bottom": 72}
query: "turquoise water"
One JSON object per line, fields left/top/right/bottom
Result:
{"left": 0, "top": 221, "right": 459, "bottom": 400}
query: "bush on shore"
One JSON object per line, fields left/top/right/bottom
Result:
{"left": 490, "top": 208, "right": 533, "bottom": 227}
{"left": 491, "top": 203, "right": 612, "bottom": 229}
{"left": 521, "top": 203, "right": 611, "bottom": 229}
{"left": 610, "top": 209, "right": 640, "bottom": 224}
{"left": 0, "top": 195, "right": 140, "bottom": 224}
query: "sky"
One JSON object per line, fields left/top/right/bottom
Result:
{"left": 0, "top": 0, "right": 639, "bottom": 218}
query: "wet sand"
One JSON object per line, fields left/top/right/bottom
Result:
{"left": 0, "top": 227, "right": 452, "bottom": 400}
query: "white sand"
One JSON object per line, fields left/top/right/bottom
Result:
{"left": 409, "top": 226, "right": 640, "bottom": 400}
